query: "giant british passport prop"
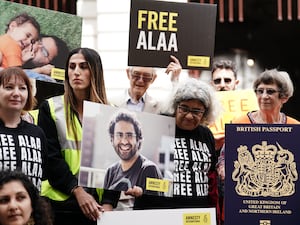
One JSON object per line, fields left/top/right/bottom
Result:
{"left": 225, "top": 124, "right": 299, "bottom": 225}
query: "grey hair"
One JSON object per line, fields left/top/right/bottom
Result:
{"left": 253, "top": 69, "right": 294, "bottom": 99}
{"left": 162, "top": 78, "right": 222, "bottom": 125}
{"left": 128, "top": 66, "right": 156, "bottom": 75}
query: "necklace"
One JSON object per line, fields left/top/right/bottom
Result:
{"left": 249, "top": 111, "right": 286, "bottom": 124}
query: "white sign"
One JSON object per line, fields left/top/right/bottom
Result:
{"left": 98, "top": 208, "right": 216, "bottom": 225}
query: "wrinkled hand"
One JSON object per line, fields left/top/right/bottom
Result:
{"left": 125, "top": 185, "right": 143, "bottom": 197}
{"left": 165, "top": 55, "right": 182, "bottom": 82}
{"left": 73, "top": 186, "right": 103, "bottom": 221}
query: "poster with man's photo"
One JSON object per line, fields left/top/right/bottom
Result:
{"left": 79, "top": 101, "right": 176, "bottom": 199}
{"left": 0, "top": 0, "right": 82, "bottom": 106}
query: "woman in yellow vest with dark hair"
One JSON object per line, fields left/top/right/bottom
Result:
{"left": 38, "top": 47, "right": 108, "bottom": 225}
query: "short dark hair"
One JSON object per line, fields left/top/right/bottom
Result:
{"left": 108, "top": 109, "right": 143, "bottom": 141}
{"left": 212, "top": 59, "right": 237, "bottom": 78}
{"left": 43, "top": 34, "right": 69, "bottom": 68}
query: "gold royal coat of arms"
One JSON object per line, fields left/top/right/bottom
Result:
{"left": 232, "top": 141, "right": 298, "bottom": 197}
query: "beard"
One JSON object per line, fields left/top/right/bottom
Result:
{"left": 115, "top": 143, "right": 139, "bottom": 161}
{"left": 22, "top": 59, "right": 36, "bottom": 69}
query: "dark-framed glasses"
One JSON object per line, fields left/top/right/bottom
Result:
{"left": 177, "top": 105, "right": 205, "bottom": 116}
{"left": 213, "top": 78, "right": 232, "bottom": 85}
{"left": 254, "top": 88, "right": 280, "bottom": 96}
{"left": 114, "top": 132, "right": 136, "bottom": 141}
{"left": 131, "top": 71, "right": 153, "bottom": 83}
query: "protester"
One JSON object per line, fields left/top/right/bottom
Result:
{"left": 210, "top": 59, "right": 239, "bottom": 149}
{"left": 0, "top": 170, "right": 52, "bottom": 225}
{"left": 108, "top": 55, "right": 182, "bottom": 113}
{"left": 103, "top": 109, "right": 163, "bottom": 209}
{"left": 123, "top": 78, "right": 221, "bottom": 213}
{"left": 210, "top": 59, "right": 239, "bottom": 225}
{"left": 218, "top": 69, "right": 300, "bottom": 225}
{"left": 38, "top": 48, "right": 107, "bottom": 225}
{"left": 0, "top": 13, "right": 40, "bottom": 69}
{"left": 211, "top": 59, "right": 239, "bottom": 91}
{"left": 0, "top": 67, "right": 47, "bottom": 191}
{"left": 232, "top": 69, "right": 299, "bottom": 124}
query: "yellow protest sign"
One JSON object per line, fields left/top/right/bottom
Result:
{"left": 209, "top": 89, "right": 259, "bottom": 139}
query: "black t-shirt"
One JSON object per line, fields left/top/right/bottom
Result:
{"left": 0, "top": 119, "right": 48, "bottom": 191}
{"left": 135, "top": 125, "right": 217, "bottom": 209}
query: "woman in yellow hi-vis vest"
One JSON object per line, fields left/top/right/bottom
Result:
{"left": 38, "top": 48, "right": 107, "bottom": 225}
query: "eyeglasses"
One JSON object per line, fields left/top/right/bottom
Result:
{"left": 177, "top": 105, "right": 205, "bottom": 116}
{"left": 114, "top": 132, "right": 136, "bottom": 141}
{"left": 213, "top": 78, "right": 232, "bottom": 85}
{"left": 41, "top": 46, "right": 50, "bottom": 58}
{"left": 131, "top": 71, "right": 153, "bottom": 83}
{"left": 254, "top": 88, "right": 280, "bottom": 96}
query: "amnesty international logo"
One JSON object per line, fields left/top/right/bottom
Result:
{"left": 260, "top": 220, "right": 271, "bottom": 225}
{"left": 232, "top": 141, "right": 298, "bottom": 197}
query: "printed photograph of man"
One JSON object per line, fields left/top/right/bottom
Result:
{"left": 104, "top": 109, "right": 163, "bottom": 194}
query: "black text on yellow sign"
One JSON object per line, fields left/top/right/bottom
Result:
{"left": 187, "top": 55, "right": 210, "bottom": 68}
{"left": 183, "top": 213, "right": 211, "bottom": 225}
{"left": 146, "top": 177, "right": 169, "bottom": 192}
{"left": 136, "top": 10, "right": 178, "bottom": 51}
{"left": 51, "top": 68, "right": 65, "bottom": 81}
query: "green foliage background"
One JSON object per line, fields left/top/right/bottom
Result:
{"left": 0, "top": 0, "right": 82, "bottom": 51}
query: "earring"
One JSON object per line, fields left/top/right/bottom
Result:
{"left": 27, "top": 216, "right": 35, "bottom": 225}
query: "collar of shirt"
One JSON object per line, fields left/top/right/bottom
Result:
{"left": 126, "top": 90, "right": 145, "bottom": 112}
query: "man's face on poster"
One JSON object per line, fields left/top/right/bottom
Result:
{"left": 31, "top": 37, "right": 58, "bottom": 66}
{"left": 112, "top": 120, "right": 140, "bottom": 161}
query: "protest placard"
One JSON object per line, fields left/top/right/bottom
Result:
{"left": 98, "top": 208, "right": 216, "bottom": 225}
{"left": 0, "top": 0, "right": 82, "bottom": 106}
{"left": 79, "top": 101, "right": 175, "bottom": 197}
{"left": 128, "top": 0, "right": 217, "bottom": 70}
{"left": 209, "top": 89, "right": 259, "bottom": 139}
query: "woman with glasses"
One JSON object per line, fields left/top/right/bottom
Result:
{"left": 37, "top": 48, "right": 107, "bottom": 225}
{"left": 217, "top": 69, "right": 299, "bottom": 225}
{"left": 134, "top": 78, "right": 221, "bottom": 212}
{"left": 232, "top": 69, "right": 299, "bottom": 124}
